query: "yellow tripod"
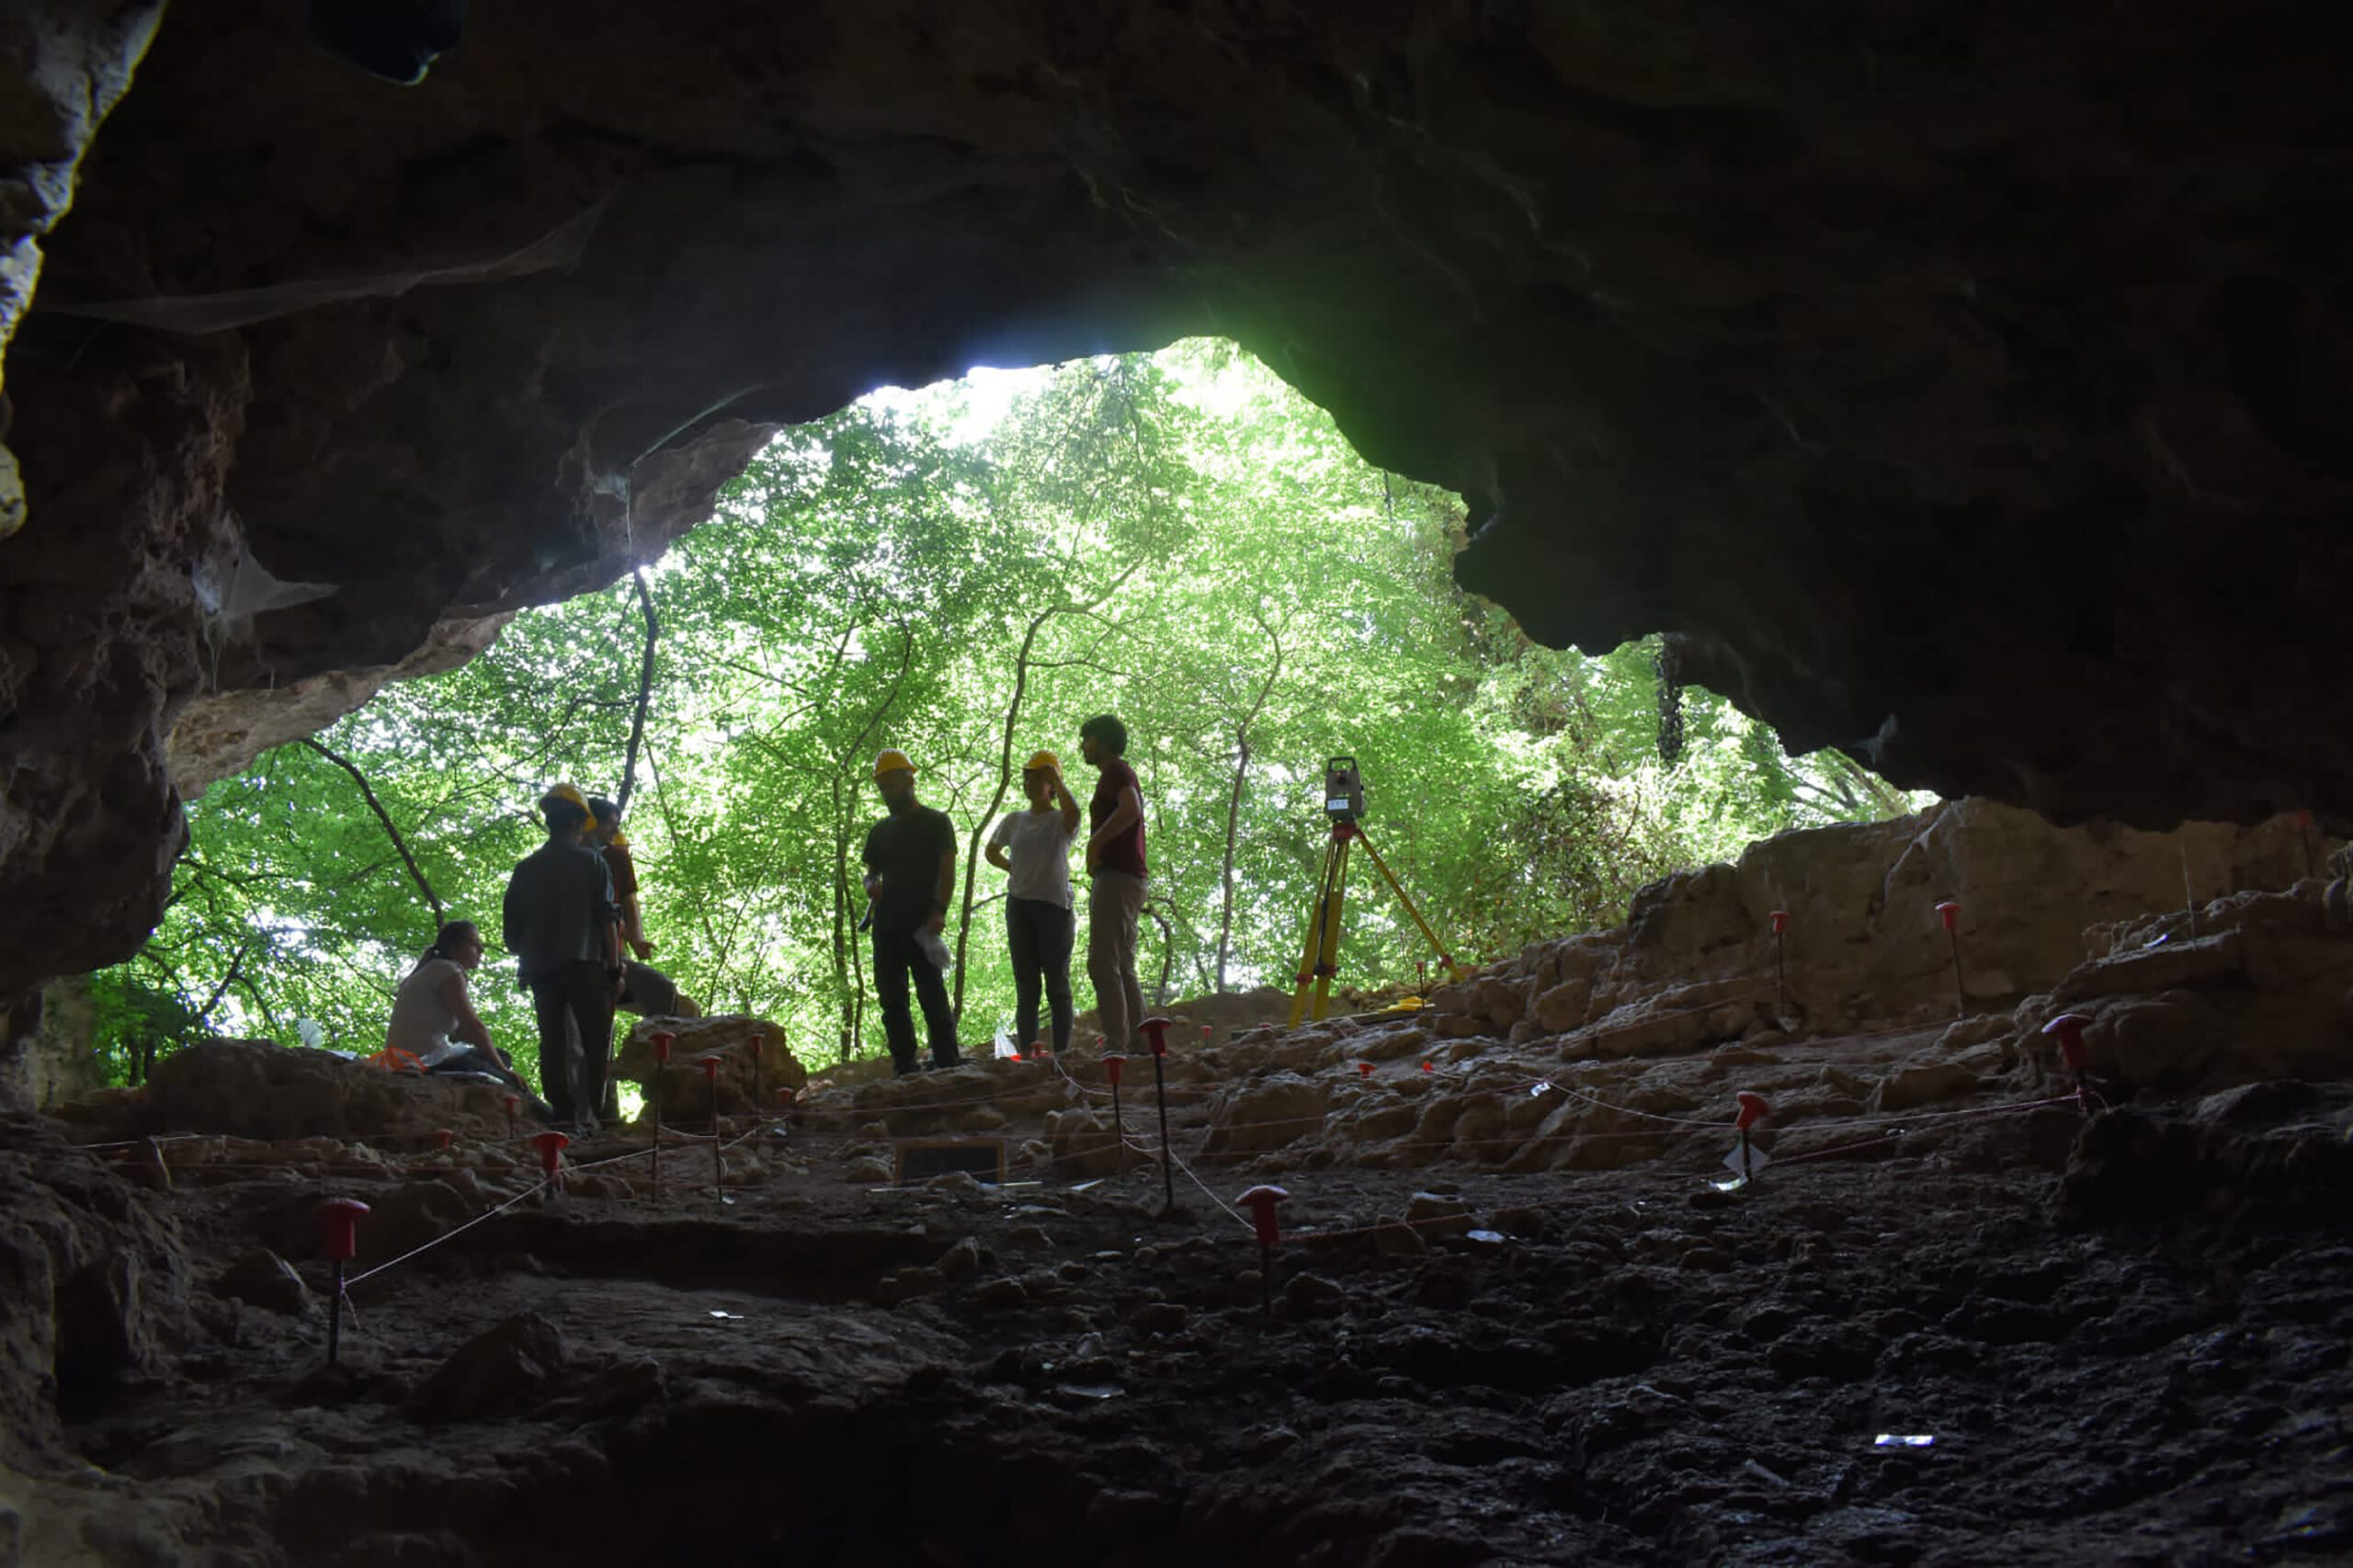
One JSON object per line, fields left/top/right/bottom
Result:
{"left": 1289, "top": 819, "right": 1466, "bottom": 1025}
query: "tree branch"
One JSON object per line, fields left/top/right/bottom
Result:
{"left": 299, "top": 737, "right": 445, "bottom": 924}
{"left": 618, "top": 567, "right": 658, "bottom": 816}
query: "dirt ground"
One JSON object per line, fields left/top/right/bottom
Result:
{"left": 12, "top": 1022, "right": 2352, "bottom": 1568}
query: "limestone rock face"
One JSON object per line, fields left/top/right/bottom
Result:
{"left": 0, "top": 1125, "right": 187, "bottom": 1468}
{"left": 142, "top": 1038, "right": 510, "bottom": 1142}
{"left": 1430, "top": 799, "right": 2322, "bottom": 1044}
{"left": 5, "top": 4, "right": 2353, "bottom": 1004}
{"left": 613, "top": 1014, "right": 806, "bottom": 1119}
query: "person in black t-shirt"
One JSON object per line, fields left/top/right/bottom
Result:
{"left": 861, "top": 749, "right": 961, "bottom": 1074}
{"left": 501, "top": 782, "right": 620, "bottom": 1131}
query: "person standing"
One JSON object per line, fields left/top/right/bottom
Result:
{"left": 862, "top": 749, "right": 961, "bottom": 1074}
{"left": 501, "top": 783, "right": 621, "bottom": 1131}
{"left": 1079, "top": 714, "right": 1148, "bottom": 1054}
{"left": 586, "top": 795, "right": 699, "bottom": 1020}
{"left": 985, "top": 750, "right": 1081, "bottom": 1056}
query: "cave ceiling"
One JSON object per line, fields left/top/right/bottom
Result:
{"left": 1, "top": 0, "right": 2348, "bottom": 996}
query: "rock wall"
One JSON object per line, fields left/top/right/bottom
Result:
{"left": 6, "top": 2, "right": 2353, "bottom": 1003}
{"left": 1428, "top": 798, "right": 2324, "bottom": 1047}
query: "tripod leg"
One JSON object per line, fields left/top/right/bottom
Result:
{"left": 1312, "top": 835, "right": 1350, "bottom": 1021}
{"left": 1353, "top": 829, "right": 1464, "bottom": 985}
{"left": 1289, "top": 836, "right": 1342, "bottom": 1026}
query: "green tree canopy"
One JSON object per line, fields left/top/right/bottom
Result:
{"left": 89, "top": 340, "right": 1927, "bottom": 1083}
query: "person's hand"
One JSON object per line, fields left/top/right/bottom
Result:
{"left": 924, "top": 911, "right": 946, "bottom": 936}
{"left": 631, "top": 937, "right": 654, "bottom": 961}
{"left": 1085, "top": 839, "right": 1102, "bottom": 874}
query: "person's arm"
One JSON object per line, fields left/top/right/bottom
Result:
{"left": 1086, "top": 783, "right": 1143, "bottom": 871}
{"left": 501, "top": 872, "right": 524, "bottom": 956}
{"left": 926, "top": 816, "right": 955, "bottom": 934}
{"left": 985, "top": 817, "right": 1014, "bottom": 874}
{"left": 1053, "top": 772, "right": 1081, "bottom": 837}
{"left": 611, "top": 846, "right": 654, "bottom": 959}
{"left": 439, "top": 969, "right": 494, "bottom": 1053}
{"left": 597, "top": 861, "right": 623, "bottom": 983}
{"left": 928, "top": 853, "right": 955, "bottom": 934}
{"left": 862, "top": 824, "right": 884, "bottom": 899}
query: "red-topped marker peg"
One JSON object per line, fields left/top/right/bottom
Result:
{"left": 698, "top": 1055, "right": 728, "bottom": 1194}
{"left": 648, "top": 1030, "right": 678, "bottom": 1203}
{"left": 691, "top": 1050, "right": 720, "bottom": 1125}
{"left": 1729, "top": 1091, "right": 1771, "bottom": 1185}
{"left": 434, "top": 1129, "right": 454, "bottom": 1153}
{"left": 1139, "top": 1018, "right": 1176, "bottom": 1212}
{"left": 503, "top": 1094, "right": 518, "bottom": 1139}
{"left": 1105, "top": 1054, "right": 1129, "bottom": 1171}
{"left": 746, "top": 1029, "right": 767, "bottom": 1115}
{"left": 316, "top": 1198, "right": 370, "bottom": 1366}
{"left": 1358, "top": 1062, "right": 1374, "bottom": 1079}
{"left": 1768, "top": 910, "right": 1791, "bottom": 1018}
{"left": 2041, "top": 1013, "right": 2093, "bottom": 1109}
{"left": 317, "top": 1197, "right": 370, "bottom": 1262}
{"left": 1237, "top": 1184, "right": 1290, "bottom": 1321}
{"left": 1934, "top": 901, "right": 1967, "bottom": 1017}
{"left": 1421, "top": 1061, "right": 1435, "bottom": 1074}
{"left": 531, "top": 1129, "right": 570, "bottom": 1205}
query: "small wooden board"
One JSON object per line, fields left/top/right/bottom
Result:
{"left": 894, "top": 1138, "right": 1008, "bottom": 1186}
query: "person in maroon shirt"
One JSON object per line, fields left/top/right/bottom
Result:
{"left": 1079, "top": 713, "right": 1148, "bottom": 1053}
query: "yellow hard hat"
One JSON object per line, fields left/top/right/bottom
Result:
{"left": 1023, "top": 750, "right": 1061, "bottom": 775}
{"left": 540, "top": 782, "right": 589, "bottom": 816}
{"left": 873, "top": 749, "right": 915, "bottom": 780}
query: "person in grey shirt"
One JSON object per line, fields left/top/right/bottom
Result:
{"left": 501, "top": 783, "right": 620, "bottom": 1131}
{"left": 986, "top": 750, "right": 1081, "bottom": 1055}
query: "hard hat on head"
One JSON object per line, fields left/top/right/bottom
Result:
{"left": 873, "top": 748, "right": 915, "bottom": 780}
{"left": 541, "top": 781, "right": 588, "bottom": 813}
{"left": 1024, "top": 750, "right": 1061, "bottom": 775}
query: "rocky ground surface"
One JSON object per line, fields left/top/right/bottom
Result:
{"left": 6, "top": 1019, "right": 2352, "bottom": 1565}
{"left": 7, "top": 810, "right": 2352, "bottom": 1566}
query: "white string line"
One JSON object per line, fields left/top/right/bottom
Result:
{"left": 344, "top": 1176, "right": 550, "bottom": 1289}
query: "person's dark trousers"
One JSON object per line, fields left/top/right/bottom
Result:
{"left": 529, "top": 960, "right": 615, "bottom": 1128}
{"left": 1006, "top": 897, "right": 1075, "bottom": 1054}
{"left": 873, "top": 927, "right": 961, "bottom": 1074}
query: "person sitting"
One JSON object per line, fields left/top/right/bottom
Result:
{"left": 382, "top": 918, "right": 552, "bottom": 1119}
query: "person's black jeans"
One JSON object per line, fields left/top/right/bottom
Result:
{"left": 1006, "top": 897, "right": 1074, "bottom": 1054}
{"left": 430, "top": 1048, "right": 555, "bottom": 1121}
{"left": 529, "top": 960, "right": 615, "bottom": 1127}
{"left": 872, "top": 927, "right": 959, "bottom": 1074}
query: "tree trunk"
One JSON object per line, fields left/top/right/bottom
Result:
{"left": 1214, "top": 608, "right": 1283, "bottom": 992}
{"left": 953, "top": 606, "right": 1054, "bottom": 1022}
{"left": 617, "top": 568, "right": 658, "bottom": 816}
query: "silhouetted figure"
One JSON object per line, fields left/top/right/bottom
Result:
{"left": 862, "top": 749, "right": 961, "bottom": 1074}
{"left": 502, "top": 784, "right": 620, "bottom": 1131}
{"left": 986, "top": 750, "right": 1080, "bottom": 1056}
{"left": 1080, "top": 714, "right": 1149, "bottom": 1053}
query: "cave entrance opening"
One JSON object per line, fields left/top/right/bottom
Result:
{"left": 74, "top": 338, "right": 1924, "bottom": 1096}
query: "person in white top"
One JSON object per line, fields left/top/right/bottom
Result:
{"left": 985, "top": 750, "right": 1082, "bottom": 1055}
{"left": 381, "top": 919, "right": 549, "bottom": 1115}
